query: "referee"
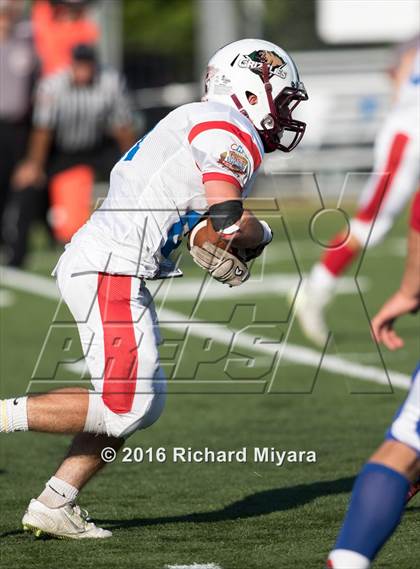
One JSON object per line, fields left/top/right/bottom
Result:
{"left": 6, "top": 43, "right": 136, "bottom": 266}
{"left": 0, "top": 0, "right": 38, "bottom": 231}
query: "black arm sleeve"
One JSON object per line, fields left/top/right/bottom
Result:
{"left": 208, "top": 200, "right": 243, "bottom": 232}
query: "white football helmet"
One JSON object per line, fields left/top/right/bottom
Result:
{"left": 203, "top": 38, "right": 308, "bottom": 153}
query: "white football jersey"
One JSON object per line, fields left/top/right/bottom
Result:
{"left": 394, "top": 46, "right": 420, "bottom": 119}
{"left": 62, "top": 101, "right": 264, "bottom": 278}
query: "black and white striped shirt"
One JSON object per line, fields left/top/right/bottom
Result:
{"left": 33, "top": 67, "right": 133, "bottom": 152}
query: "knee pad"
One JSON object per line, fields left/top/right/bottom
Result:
{"left": 84, "top": 390, "right": 166, "bottom": 439}
{"left": 350, "top": 216, "right": 393, "bottom": 249}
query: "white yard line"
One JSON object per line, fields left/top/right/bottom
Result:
{"left": 265, "top": 236, "right": 407, "bottom": 262}
{"left": 166, "top": 565, "right": 222, "bottom": 569}
{"left": 0, "top": 289, "right": 15, "bottom": 308}
{"left": 146, "top": 272, "right": 368, "bottom": 299}
{"left": 158, "top": 307, "right": 410, "bottom": 391}
{"left": 1, "top": 267, "right": 60, "bottom": 301}
{"left": 1, "top": 267, "right": 411, "bottom": 391}
{"left": 0, "top": 266, "right": 367, "bottom": 301}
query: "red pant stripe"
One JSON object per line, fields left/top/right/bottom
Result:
{"left": 322, "top": 236, "right": 358, "bottom": 277}
{"left": 97, "top": 273, "right": 138, "bottom": 414}
{"left": 356, "top": 133, "right": 409, "bottom": 222}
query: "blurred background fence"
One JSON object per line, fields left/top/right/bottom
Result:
{"left": 114, "top": 0, "right": 418, "bottom": 198}
{"left": 0, "top": 0, "right": 418, "bottom": 268}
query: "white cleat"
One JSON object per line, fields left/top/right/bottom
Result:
{"left": 22, "top": 499, "right": 112, "bottom": 539}
{"left": 291, "top": 284, "right": 330, "bottom": 348}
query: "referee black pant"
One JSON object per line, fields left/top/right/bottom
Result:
{"left": 3, "top": 140, "right": 119, "bottom": 267}
{"left": 0, "top": 119, "right": 29, "bottom": 233}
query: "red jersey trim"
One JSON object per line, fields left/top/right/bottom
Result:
{"left": 202, "top": 172, "right": 242, "bottom": 189}
{"left": 188, "top": 120, "right": 262, "bottom": 170}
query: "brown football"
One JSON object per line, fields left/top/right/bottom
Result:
{"left": 188, "top": 218, "right": 236, "bottom": 252}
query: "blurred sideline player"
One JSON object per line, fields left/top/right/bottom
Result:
{"left": 5, "top": 43, "right": 136, "bottom": 267}
{"left": 327, "top": 192, "right": 420, "bottom": 569}
{"left": 0, "top": 39, "right": 308, "bottom": 538}
{"left": 32, "top": 0, "right": 99, "bottom": 76}
{"left": 0, "top": 0, "right": 38, "bottom": 228}
{"left": 295, "top": 37, "right": 420, "bottom": 346}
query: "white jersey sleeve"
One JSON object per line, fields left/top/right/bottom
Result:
{"left": 188, "top": 120, "right": 263, "bottom": 190}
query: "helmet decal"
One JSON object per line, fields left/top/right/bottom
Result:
{"left": 237, "top": 50, "right": 287, "bottom": 80}
{"left": 203, "top": 66, "right": 217, "bottom": 98}
{"left": 214, "top": 74, "right": 232, "bottom": 95}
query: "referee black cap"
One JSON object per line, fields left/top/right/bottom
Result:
{"left": 72, "top": 43, "right": 97, "bottom": 63}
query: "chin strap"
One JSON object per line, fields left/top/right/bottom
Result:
{"left": 230, "top": 93, "right": 250, "bottom": 119}
{"left": 262, "top": 62, "right": 277, "bottom": 117}
{"left": 231, "top": 65, "right": 277, "bottom": 122}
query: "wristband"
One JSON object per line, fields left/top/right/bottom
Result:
{"left": 259, "top": 220, "right": 273, "bottom": 245}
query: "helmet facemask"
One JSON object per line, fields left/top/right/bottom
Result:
{"left": 257, "top": 63, "right": 308, "bottom": 153}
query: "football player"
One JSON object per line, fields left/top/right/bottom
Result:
{"left": 295, "top": 38, "right": 420, "bottom": 346}
{"left": 327, "top": 191, "right": 420, "bottom": 569}
{"left": 0, "top": 39, "right": 307, "bottom": 539}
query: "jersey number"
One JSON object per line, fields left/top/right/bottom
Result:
{"left": 123, "top": 128, "right": 154, "bottom": 161}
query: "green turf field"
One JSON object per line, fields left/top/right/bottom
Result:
{"left": 1, "top": 200, "right": 419, "bottom": 569}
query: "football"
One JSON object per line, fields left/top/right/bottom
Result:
{"left": 188, "top": 217, "right": 239, "bottom": 254}
{"left": 188, "top": 217, "right": 249, "bottom": 286}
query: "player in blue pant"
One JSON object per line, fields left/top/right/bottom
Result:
{"left": 327, "top": 191, "right": 420, "bottom": 569}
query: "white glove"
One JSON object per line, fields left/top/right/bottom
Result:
{"left": 190, "top": 242, "right": 249, "bottom": 287}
